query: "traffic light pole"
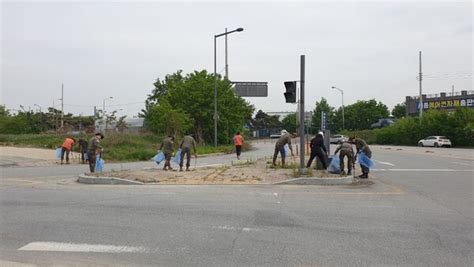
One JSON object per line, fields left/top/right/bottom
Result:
{"left": 299, "top": 55, "right": 305, "bottom": 174}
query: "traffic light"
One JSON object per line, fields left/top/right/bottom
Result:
{"left": 284, "top": 81, "right": 297, "bottom": 103}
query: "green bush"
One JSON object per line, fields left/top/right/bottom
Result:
{"left": 0, "top": 134, "right": 66, "bottom": 148}
{"left": 375, "top": 116, "right": 422, "bottom": 145}
{"left": 340, "top": 108, "right": 473, "bottom": 147}
{"left": 340, "top": 129, "right": 377, "bottom": 144}
{"left": 375, "top": 108, "right": 473, "bottom": 146}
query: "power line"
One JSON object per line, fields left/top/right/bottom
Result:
{"left": 63, "top": 101, "right": 144, "bottom": 108}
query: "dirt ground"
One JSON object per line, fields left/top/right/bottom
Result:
{"left": 0, "top": 146, "right": 73, "bottom": 167}
{"left": 90, "top": 159, "right": 341, "bottom": 185}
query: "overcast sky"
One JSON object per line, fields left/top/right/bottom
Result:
{"left": 1, "top": 0, "right": 472, "bottom": 117}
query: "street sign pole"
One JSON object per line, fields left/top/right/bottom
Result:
{"left": 299, "top": 55, "right": 305, "bottom": 174}
{"left": 321, "top": 111, "right": 326, "bottom": 130}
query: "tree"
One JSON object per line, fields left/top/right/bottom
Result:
{"left": 281, "top": 113, "right": 298, "bottom": 133}
{"left": 310, "top": 98, "right": 335, "bottom": 133}
{"left": 392, "top": 102, "right": 407, "bottom": 119}
{"left": 115, "top": 116, "right": 128, "bottom": 133}
{"left": 343, "top": 99, "right": 390, "bottom": 130}
{"left": 252, "top": 110, "right": 282, "bottom": 134}
{"left": 140, "top": 70, "right": 185, "bottom": 121}
{"left": 143, "top": 70, "right": 254, "bottom": 144}
{"left": 0, "top": 106, "right": 95, "bottom": 134}
{"left": 147, "top": 100, "right": 193, "bottom": 137}
{"left": 0, "top": 105, "right": 9, "bottom": 117}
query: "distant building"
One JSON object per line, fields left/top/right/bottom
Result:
{"left": 406, "top": 90, "right": 474, "bottom": 116}
{"left": 95, "top": 118, "right": 144, "bottom": 133}
{"left": 123, "top": 118, "right": 145, "bottom": 133}
{"left": 267, "top": 111, "right": 313, "bottom": 122}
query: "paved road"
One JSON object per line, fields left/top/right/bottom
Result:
{"left": 0, "top": 141, "right": 277, "bottom": 179}
{"left": 0, "top": 142, "right": 473, "bottom": 266}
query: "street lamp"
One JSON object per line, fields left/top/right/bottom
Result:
{"left": 53, "top": 98, "right": 61, "bottom": 133}
{"left": 331, "top": 86, "right": 345, "bottom": 130}
{"left": 103, "top": 96, "right": 113, "bottom": 132}
{"left": 214, "top": 27, "right": 244, "bottom": 147}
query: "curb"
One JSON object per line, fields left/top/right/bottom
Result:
{"left": 273, "top": 176, "right": 353, "bottom": 185}
{"left": 77, "top": 174, "right": 144, "bottom": 185}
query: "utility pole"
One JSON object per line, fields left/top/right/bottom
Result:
{"left": 79, "top": 113, "right": 83, "bottom": 133}
{"left": 53, "top": 99, "right": 57, "bottom": 133}
{"left": 60, "top": 83, "right": 64, "bottom": 130}
{"left": 225, "top": 28, "right": 228, "bottom": 80}
{"left": 94, "top": 106, "right": 97, "bottom": 132}
{"left": 452, "top": 85, "right": 454, "bottom": 95}
{"left": 299, "top": 55, "right": 305, "bottom": 174}
{"left": 418, "top": 51, "right": 423, "bottom": 118}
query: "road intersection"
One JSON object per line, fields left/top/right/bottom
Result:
{"left": 1, "top": 141, "right": 472, "bottom": 266}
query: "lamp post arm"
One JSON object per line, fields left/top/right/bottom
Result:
{"left": 215, "top": 28, "right": 243, "bottom": 38}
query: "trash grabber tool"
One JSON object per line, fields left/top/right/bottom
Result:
{"left": 353, "top": 161, "right": 356, "bottom": 178}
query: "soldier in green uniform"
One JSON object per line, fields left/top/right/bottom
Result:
{"left": 334, "top": 140, "right": 355, "bottom": 176}
{"left": 272, "top": 130, "right": 295, "bottom": 167}
{"left": 179, "top": 134, "right": 197, "bottom": 171}
{"left": 87, "top": 133, "right": 104, "bottom": 173}
{"left": 159, "top": 136, "right": 175, "bottom": 171}
{"left": 349, "top": 136, "right": 372, "bottom": 178}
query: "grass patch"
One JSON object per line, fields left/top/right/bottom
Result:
{"left": 0, "top": 134, "right": 66, "bottom": 149}
{"left": 0, "top": 133, "right": 246, "bottom": 162}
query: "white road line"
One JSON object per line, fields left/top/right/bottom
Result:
{"left": 198, "top": 164, "right": 225, "bottom": 168}
{"left": 18, "top": 242, "right": 147, "bottom": 253}
{"left": 452, "top": 162, "right": 472, "bottom": 167}
{"left": 372, "top": 169, "right": 473, "bottom": 172}
{"left": 242, "top": 227, "right": 260, "bottom": 232}
{"left": 373, "top": 160, "right": 395, "bottom": 166}
{"left": 213, "top": 226, "right": 260, "bottom": 232}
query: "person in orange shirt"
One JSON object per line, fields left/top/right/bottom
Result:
{"left": 233, "top": 132, "right": 244, "bottom": 160}
{"left": 61, "top": 137, "right": 76, "bottom": 164}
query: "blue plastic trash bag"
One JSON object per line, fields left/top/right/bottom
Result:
{"left": 55, "top": 148, "right": 62, "bottom": 160}
{"left": 357, "top": 152, "right": 375, "bottom": 169}
{"left": 283, "top": 144, "right": 289, "bottom": 157}
{"left": 327, "top": 156, "right": 341, "bottom": 173}
{"left": 153, "top": 152, "right": 165, "bottom": 165}
{"left": 95, "top": 155, "right": 105, "bottom": 172}
{"left": 172, "top": 149, "right": 182, "bottom": 165}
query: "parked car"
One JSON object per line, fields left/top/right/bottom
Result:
{"left": 270, "top": 133, "right": 281, "bottom": 139}
{"left": 330, "top": 134, "right": 349, "bottom": 144}
{"left": 418, "top": 136, "right": 452, "bottom": 147}
{"left": 370, "top": 118, "right": 395, "bottom": 129}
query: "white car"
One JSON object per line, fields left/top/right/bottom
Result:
{"left": 330, "top": 135, "right": 349, "bottom": 144}
{"left": 270, "top": 133, "right": 281, "bottom": 139}
{"left": 418, "top": 136, "right": 452, "bottom": 147}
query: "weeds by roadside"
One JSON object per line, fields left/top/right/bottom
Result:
{"left": 0, "top": 133, "right": 250, "bottom": 162}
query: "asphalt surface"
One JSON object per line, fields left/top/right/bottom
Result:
{"left": 0, "top": 141, "right": 473, "bottom": 266}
